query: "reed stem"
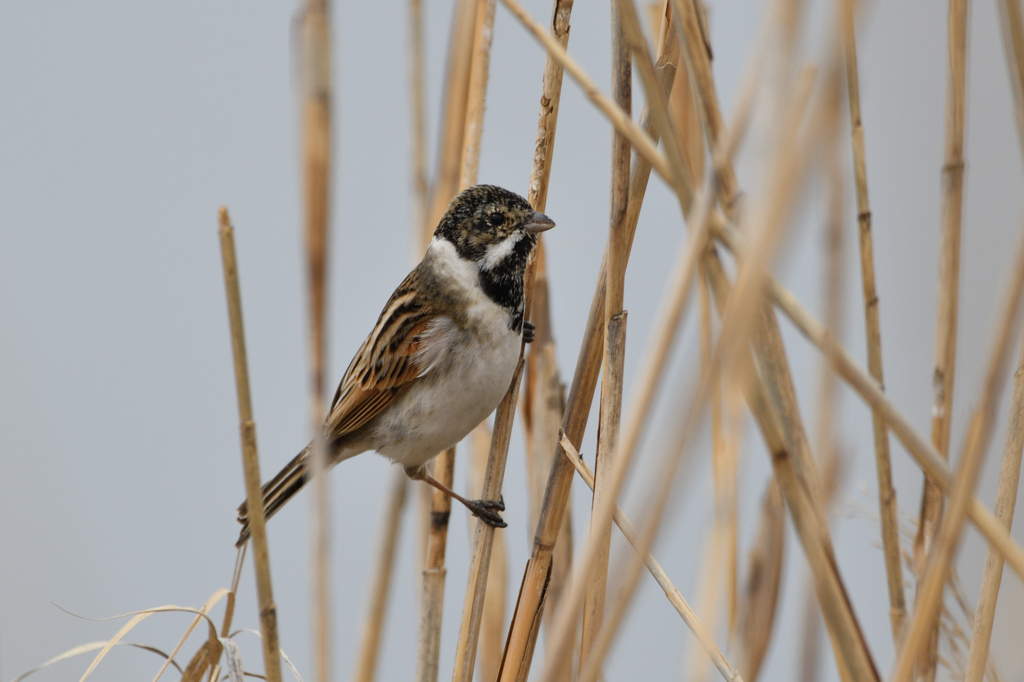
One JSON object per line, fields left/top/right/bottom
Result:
{"left": 217, "top": 208, "right": 282, "bottom": 682}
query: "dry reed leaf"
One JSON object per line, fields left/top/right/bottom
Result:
{"left": 13, "top": 642, "right": 184, "bottom": 682}
{"left": 220, "top": 637, "right": 245, "bottom": 682}
{"left": 736, "top": 479, "right": 785, "bottom": 681}
{"left": 57, "top": 601, "right": 222, "bottom": 681}
{"left": 233, "top": 628, "right": 304, "bottom": 681}
{"left": 153, "top": 586, "right": 231, "bottom": 682}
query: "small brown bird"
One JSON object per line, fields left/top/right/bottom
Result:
{"left": 236, "top": 185, "right": 554, "bottom": 546}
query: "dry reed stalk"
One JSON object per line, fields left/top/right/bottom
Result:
{"left": 702, "top": 253, "right": 880, "bottom": 682}
{"left": 913, "top": 1, "right": 969, "bottom": 678}
{"left": 409, "top": 0, "right": 430, "bottom": 251}
{"left": 499, "top": 0, "right": 674, "bottom": 183}
{"left": 579, "top": 6, "right": 632, "bottom": 670}
{"left": 518, "top": 0, "right": 574, "bottom": 587}
{"left": 428, "top": 0, "right": 478, "bottom": 225}
{"left": 449, "top": 2, "right": 532, "bottom": 679}
{"left": 839, "top": 0, "right": 906, "bottom": 644}
{"left": 714, "top": 218, "right": 1024, "bottom": 579}
{"left": 498, "top": 53, "right": 680, "bottom": 682}
{"left": 572, "top": 67, "right": 846, "bottom": 682}
{"left": 792, "top": 99, "right": 847, "bottom": 682}
{"left": 298, "top": 1, "right": 333, "bottom": 679}
{"left": 529, "top": 7, "right": 724, "bottom": 678}
{"left": 736, "top": 479, "right": 785, "bottom": 681}
{"left": 668, "top": 0, "right": 740, "bottom": 209}
{"left": 466, "top": 425, "right": 507, "bottom": 682}
{"left": 412, "top": 0, "right": 481, "bottom": 672}
{"left": 217, "top": 208, "right": 282, "bottom": 682}
{"left": 451, "top": 360, "right": 524, "bottom": 682}
{"left": 353, "top": 469, "right": 408, "bottom": 682}
{"left": 417, "top": 447, "right": 456, "bottom": 682}
{"left": 965, "top": 329, "right": 1024, "bottom": 680}
{"left": 998, "top": 0, "right": 1024, "bottom": 150}
{"left": 558, "top": 433, "right": 744, "bottom": 682}
{"left": 559, "top": 31, "right": 824, "bottom": 682}
{"left": 893, "top": 222, "right": 1024, "bottom": 682}
{"left": 684, "top": 262, "right": 728, "bottom": 682}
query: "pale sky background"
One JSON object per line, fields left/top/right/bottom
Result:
{"left": 2, "top": 0, "right": 1024, "bottom": 681}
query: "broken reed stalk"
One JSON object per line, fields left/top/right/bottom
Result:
{"left": 498, "top": 44, "right": 679, "bottom": 682}
{"left": 299, "top": 1, "right": 333, "bottom": 680}
{"left": 353, "top": 469, "right": 408, "bottom": 682}
{"left": 893, "top": 220, "right": 1024, "bottom": 682}
{"left": 217, "top": 208, "right": 282, "bottom": 682}
{"left": 839, "top": 0, "right": 906, "bottom": 645}
{"left": 711, "top": 217, "right": 1024, "bottom": 579}
{"left": 579, "top": 4, "right": 632, "bottom": 669}
{"left": 914, "top": 1, "right": 969, "bottom": 678}
{"left": 417, "top": 448, "right": 456, "bottom": 682}
{"left": 559, "top": 433, "right": 744, "bottom": 682}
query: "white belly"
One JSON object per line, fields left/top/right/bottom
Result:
{"left": 370, "top": 326, "right": 520, "bottom": 467}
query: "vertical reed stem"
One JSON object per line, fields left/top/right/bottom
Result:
{"left": 218, "top": 208, "right": 283, "bottom": 682}
{"left": 913, "top": 2, "right": 968, "bottom": 677}
{"left": 299, "top": 1, "right": 333, "bottom": 679}
{"left": 580, "top": 3, "right": 631, "bottom": 669}
{"left": 840, "top": 0, "right": 906, "bottom": 645}
{"left": 354, "top": 470, "right": 408, "bottom": 682}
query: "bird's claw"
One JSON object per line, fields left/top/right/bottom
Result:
{"left": 523, "top": 321, "right": 536, "bottom": 344}
{"left": 466, "top": 497, "right": 507, "bottom": 528}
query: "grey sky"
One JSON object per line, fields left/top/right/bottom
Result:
{"left": 1, "top": 0, "right": 1023, "bottom": 680}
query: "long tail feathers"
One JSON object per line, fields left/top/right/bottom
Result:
{"left": 236, "top": 442, "right": 311, "bottom": 547}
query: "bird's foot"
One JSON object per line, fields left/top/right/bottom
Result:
{"left": 523, "top": 321, "right": 536, "bottom": 344}
{"left": 465, "top": 496, "right": 507, "bottom": 528}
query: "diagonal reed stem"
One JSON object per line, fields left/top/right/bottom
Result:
{"left": 893, "top": 218, "right": 1024, "bottom": 682}
{"left": 218, "top": 208, "right": 283, "bottom": 682}
{"left": 711, "top": 219, "right": 1024, "bottom": 580}
{"left": 559, "top": 433, "right": 743, "bottom": 682}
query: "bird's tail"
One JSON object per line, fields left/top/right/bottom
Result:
{"left": 236, "top": 441, "right": 312, "bottom": 547}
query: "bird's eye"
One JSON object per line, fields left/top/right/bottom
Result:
{"left": 486, "top": 212, "right": 506, "bottom": 227}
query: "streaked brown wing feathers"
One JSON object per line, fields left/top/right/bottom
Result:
{"left": 325, "top": 278, "right": 446, "bottom": 439}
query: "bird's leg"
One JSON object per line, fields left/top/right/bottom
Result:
{"left": 523, "top": 320, "right": 536, "bottom": 344}
{"left": 405, "top": 464, "right": 507, "bottom": 528}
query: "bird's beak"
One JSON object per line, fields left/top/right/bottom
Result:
{"left": 524, "top": 211, "right": 555, "bottom": 233}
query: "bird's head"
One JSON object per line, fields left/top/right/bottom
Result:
{"left": 433, "top": 185, "right": 554, "bottom": 270}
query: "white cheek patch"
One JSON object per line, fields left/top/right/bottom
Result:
{"left": 428, "top": 237, "right": 480, "bottom": 290}
{"left": 481, "top": 232, "right": 523, "bottom": 271}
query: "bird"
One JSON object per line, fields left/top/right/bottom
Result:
{"left": 235, "top": 184, "right": 554, "bottom": 546}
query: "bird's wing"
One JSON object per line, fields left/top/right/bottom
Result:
{"left": 325, "top": 276, "right": 459, "bottom": 439}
